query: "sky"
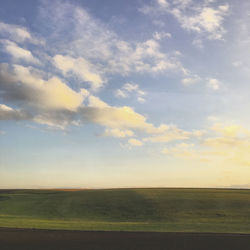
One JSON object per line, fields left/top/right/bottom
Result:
{"left": 1, "top": 0, "right": 250, "bottom": 189}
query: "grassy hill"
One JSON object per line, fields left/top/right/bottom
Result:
{"left": 1, "top": 188, "right": 250, "bottom": 233}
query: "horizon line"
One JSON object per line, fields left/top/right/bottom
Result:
{"left": 1, "top": 186, "right": 250, "bottom": 191}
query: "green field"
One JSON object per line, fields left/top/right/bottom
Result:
{"left": 0, "top": 188, "right": 250, "bottom": 233}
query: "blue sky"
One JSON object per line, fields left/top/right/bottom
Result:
{"left": 1, "top": 0, "right": 250, "bottom": 188}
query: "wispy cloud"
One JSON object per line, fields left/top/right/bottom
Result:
{"left": 181, "top": 75, "right": 200, "bottom": 86}
{"left": 1, "top": 40, "right": 40, "bottom": 64}
{"left": 153, "top": 31, "right": 172, "bottom": 40}
{"left": 115, "top": 82, "right": 146, "bottom": 103}
{"left": 140, "top": 0, "right": 230, "bottom": 41}
{"left": 103, "top": 128, "right": 134, "bottom": 138}
{"left": 38, "top": 0, "right": 187, "bottom": 79}
{"left": 0, "top": 21, "right": 43, "bottom": 45}
{"left": 0, "top": 104, "right": 31, "bottom": 120}
{"left": 53, "top": 55, "right": 104, "bottom": 90}
{"left": 143, "top": 125, "right": 203, "bottom": 143}
{"left": 0, "top": 22, "right": 33, "bottom": 43}
{"left": 162, "top": 123, "right": 250, "bottom": 167}
{"left": 128, "top": 138, "right": 144, "bottom": 146}
{"left": 207, "top": 78, "right": 220, "bottom": 90}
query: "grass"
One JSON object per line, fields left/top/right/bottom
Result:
{"left": 0, "top": 188, "right": 250, "bottom": 233}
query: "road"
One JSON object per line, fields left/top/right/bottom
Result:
{"left": 0, "top": 228, "right": 250, "bottom": 250}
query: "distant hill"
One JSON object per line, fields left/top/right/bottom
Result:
{"left": 0, "top": 188, "right": 250, "bottom": 233}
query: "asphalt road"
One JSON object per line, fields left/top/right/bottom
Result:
{"left": 1, "top": 228, "right": 250, "bottom": 250}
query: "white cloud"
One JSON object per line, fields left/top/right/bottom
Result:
{"left": 0, "top": 63, "right": 89, "bottom": 112}
{"left": 0, "top": 2, "right": 215, "bottom": 136}
{"left": 39, "top": 1, "right": 186, "bottom": 78}
{"left": 83, "top": 96, "right": 151, "bottom": 130}
{"left": 103, "top": 128, "right": 134, "bottom": 138}
{"left": 140, "top": 0, "right": 230, "bottom": 41}
{"left": 144, "top": 125, "right": 205, "bottom": 143}
{"left": 143, "top": 125, "right": 191, "bottom": 143}
{"left": 157, "top": 0, "right": 169, "bottom": 7}
{"left": 153, "top": 31, "right": 172, "bottom": 40}
{"left": 192, "top": 39, "right": 204, "bottom": 48}
{"left": 182, "top": 76, "right": 200, "bottom": 86}
{"left": 1, "top": 40, "right": 39, "bottom": 64}
{"left": 0, "top": 60, "right": 208, "bottom": 143}
{"left": 53, "top": 55, "right": 104, "bottom": 90}
{"left": 0, "top": 63, "right": 193, "bottom": 134}
{"left": 128, "top": 138, "right": 144, "bottom": 146}
{"left": 137, "top": 97, "right": 146, "bottom": 103}
{"left": 0, "top": 22, "right": 41, "bottom": 44}
{"left": 111, "top": 38, "right": 183, "bottom": 74}
{"left": 80, "top": 96, "right": 191, "bottom": 140}
{"left": 88, "top": 95, "right": 109, "bottom": 109}
{"left": 137, "top": 89, "right": 146, "bottom": 96}
{"left": 123, "top": 83, "right": 139, "bottom": 92}
{"left": 32, "top": 110, "right": 78, "bottom": 129}
{"left": 115, "top": 82, "right": 146, "bottom": 103}
{"left": 207, "top": 78, "right": 220, "bottom": 90}
{"left": 114, "top": 89, "right": 128, "bottom": 99}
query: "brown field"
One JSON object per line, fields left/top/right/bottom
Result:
{"left": 0, "top": 228, "right": 250, "bottom": 250}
